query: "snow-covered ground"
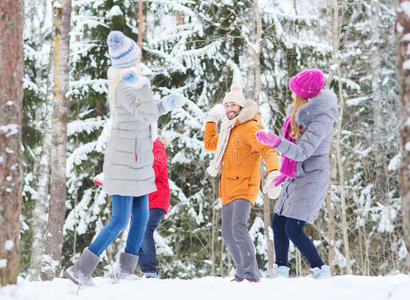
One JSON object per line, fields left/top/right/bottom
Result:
{"left": 0, "top": 274, "right": 409, "bottom": 300}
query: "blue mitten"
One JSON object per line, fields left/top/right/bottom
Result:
{"left": 160, "top": 92, "right": 187, "bottom": 113}
{"left": 120, "top": 67, "right": 150, "bottom": 89}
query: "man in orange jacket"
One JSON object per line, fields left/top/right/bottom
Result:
{"left": 204, "top": 81, "right": 280, "bottom": 283}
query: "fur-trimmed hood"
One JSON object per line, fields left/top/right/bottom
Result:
{"left": 236, "top": 99, "right": 259, "bottom": 124}
{"left": 295, "top": 89, "right": 339, "bottom": 128}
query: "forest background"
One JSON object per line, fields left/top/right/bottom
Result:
{"left": 1, "top": 0, "right": 410, "bottom": 285}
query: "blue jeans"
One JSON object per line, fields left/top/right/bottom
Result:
{"left": 88, "top": 194, "right": 149, "bottom": 256}
{"left": 272, "top": 214, "right": 324, "bottom": 268}
{"left": 138, "top": 208, "right": 165, "bottom": 273}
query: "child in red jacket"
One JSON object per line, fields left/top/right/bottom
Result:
{"left": 138, "top": 136, "right": 170, "bottom": 278}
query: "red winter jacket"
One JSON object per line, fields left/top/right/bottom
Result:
{"left": 149, "top": 139, "right": 170, "bottom": 214}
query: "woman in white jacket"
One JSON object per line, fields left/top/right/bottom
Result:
{"left": 65, "top": 31, "right": 185, "bottom": 286}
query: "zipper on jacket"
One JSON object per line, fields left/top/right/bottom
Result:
{"left": 135, "top": 139, "right": 139, "bottom": 163}
{"left": 280, "top": 201, "right": 285, "bottom": 215}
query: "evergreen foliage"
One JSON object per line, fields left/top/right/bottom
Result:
{"left": 20, "top": 0, "right": 405, "bottom": 278}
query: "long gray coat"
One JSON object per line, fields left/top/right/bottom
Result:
{"left": 103, "top": 81, "right": 159, "bottom": 197}
{"left": 274, "top": 89, "right": 339, "bottom": 223}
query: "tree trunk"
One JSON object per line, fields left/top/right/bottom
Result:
{"left": 325, "top": 193, "right": 335, "bottom": 273}
{"left": 0, "top": 0, "right": 24, "bottom": 286}
{"left": 251, "top": 0, "right": 275, "bottom": 275}
{"left": 210, "top": 177, "right": 217, "bottom": 276}
{"left": 328, "top": 0, "right": 351, "bottom": 275}
{"left": 261, "top": 165, "right": 274, "bottom": 277}
{"left": 42, "top": 0, "right": 72, "bottom": 280}
{"left": 293, "top": 0, "right": 298, "bottom": 15}
{"left": 137, "top": 0, "right": 143, "bottom": 60}
{"left": 335, "top": 61, "right": 351, "bottom": 275}
{"left": 220, "top": 239, "right": 224, "bottom": 277}
{"left": 252, "top": 0, "right": 262, "bottom": 102}
{"left": 371, "top": 0, "right": 387, "bottom": 205}
{"left": 325, "top": 145, "right": 336, "bottom": 274}
{"left": 295, "top": 249, "right": 302, "bottom": 276}
{"left": 371, "top": 0, "right": 383, "bottom": 151}
{"left": 335, "top": 58, "right": 351, "bottom": 274}
{"left": 396, "top": 0, "right": 410, "bottom": 273}
{"left": 244, "top": 0, "right": 262, "bottom": 101}
{"left": 30, "top": 49, "right": 54, "bottom": 280}
{"left": 29, "top": 0, "right": 54, "bottom": 279}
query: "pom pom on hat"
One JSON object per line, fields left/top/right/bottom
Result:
{"left": 107, "top": 31, "right": 141, "bottom": 68}
{"left": 222, "top": 61, "right": 246, "bottom": 107}
{"left": 230, "top": 84, "right": 242, "bottom": 92}
{"left": 289, "top": 69, "right": 325, "bottom": 99}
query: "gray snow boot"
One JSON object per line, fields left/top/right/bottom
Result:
{"left": 115, "top": 252, "right": 139, "bottom": 281}
{"left": 64, "top": 248, "right": 99, "bottom": 286}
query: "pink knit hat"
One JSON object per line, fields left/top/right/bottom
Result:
{"left": 289, "top": 69, "right": 325, "bottom": 99}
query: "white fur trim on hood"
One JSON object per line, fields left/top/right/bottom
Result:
{"left": 295, "top": 89, "right": 339, "bottom": 128}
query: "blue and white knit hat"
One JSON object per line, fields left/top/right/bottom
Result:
{"left": 107, "top": 31, "right": 141, "bottom": 68}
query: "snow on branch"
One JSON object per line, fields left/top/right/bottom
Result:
{"left": 67, "top": 116, "right": 106, "bottom": 136}
{"left": 144, "top": 48, "right": 187, "bottom": 72}
{"left": 147, "top": 0, "right": 197, "bottom": 18}
{"left": 66, "top": 141, "right": 97, "bottom": 175}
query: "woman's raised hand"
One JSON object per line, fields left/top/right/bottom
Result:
{"left": 255, "top": 129, "right": 281, "bottom": 147}
{"left": 120, "top": 67, "right": 150, "bottom": 89}
{"left": 159, "top": 92, "right": 187, "bottom": 113}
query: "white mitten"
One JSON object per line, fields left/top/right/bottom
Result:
{"left": 207, "top": 104, "right": 225, "bottom": 123}
{"left": 120, "top": 67, "right": 150, "bottom": 89}
{"left": 263, "top": 170, "right": 281, "bottom": 199}
{"left": 93, "top": 173, "right": 104, "bottom": 186}
{"left": 159, "top": 92, "right": 187, "bottom": 113}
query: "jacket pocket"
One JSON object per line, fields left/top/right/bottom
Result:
{"left": 224, "top": 175, "right": 251, "bottom": 197}
{"left": 134, "top": 137, "right": 153, "bottom": 168}
{"left": 301, "top": 156, "right": 328, "bottom": 173}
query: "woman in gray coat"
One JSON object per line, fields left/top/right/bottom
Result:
{"left": 256, "top": 69, "right": 338, "bottom": 279}
{"left": 65, "top": 31, "right": 185, "bottom": 286}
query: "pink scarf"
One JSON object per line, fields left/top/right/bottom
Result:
{"left": 274, "top": 115, "right": 297, "bottom": 187}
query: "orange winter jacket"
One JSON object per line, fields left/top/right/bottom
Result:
{"left": 204, "top": 100, "right": 279, "bottom": 206}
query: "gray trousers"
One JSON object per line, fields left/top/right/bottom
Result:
{"left": 222, "top": 199, "right": 259, "bottom": 280}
